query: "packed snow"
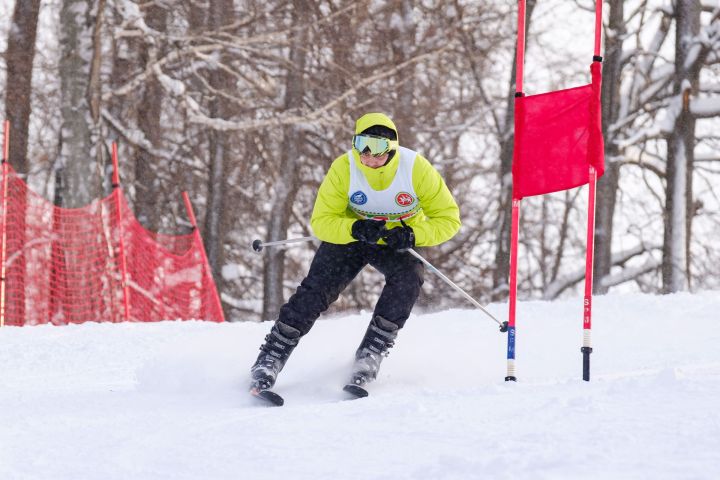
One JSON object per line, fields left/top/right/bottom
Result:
{"left": 1, "top": 291, "right": 719, "bottom": 479}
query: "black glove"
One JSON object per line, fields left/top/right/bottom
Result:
{"left": 351, "top": 219, "right": 387, "bottom": 244}
{"left": 382, "top": 221, "right": 415, "bottom": 251}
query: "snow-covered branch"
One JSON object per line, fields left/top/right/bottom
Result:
{"left": 598, "top": 254, "right": 661, "bottom": 289}
{"left": 542, "top": 242, "right": 662, "bottom": 300}
{"left": 691, "top": 96, "right": 720, "bottom": 118}
{"left": 183, "top": 44, "right": 455, "bottom": 132}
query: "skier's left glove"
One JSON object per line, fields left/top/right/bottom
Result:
{"left": 382, "top": 220, "right": 415, "bottom": 251}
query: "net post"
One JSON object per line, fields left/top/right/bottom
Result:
{"left": 0, "top": 121, "right": 9, "bottom": 328}
{"left": 582, "top": 166, "right": 598, "bottom": 381}
{"left": 182, "top": 192, "right": 225, "bottom": 322}
{"left": 506, "top": 198, "right": 521, "bottom": 381}
{"left": 112, "top": 142, "right": 131, "bottom": 321}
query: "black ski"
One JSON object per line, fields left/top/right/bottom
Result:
{"left": 250, "top": 386, "right": 284, "bottom": 406}
{"left": 343, "top": 383, "right": 369, "bottom": 398}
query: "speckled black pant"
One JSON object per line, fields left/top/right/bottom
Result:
{"left": 277, "top": 241, "right": 424, "bottom": 336}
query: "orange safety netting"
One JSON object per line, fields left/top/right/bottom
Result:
{"left": 0, "top": 163, "right": 224, "bottom": 326}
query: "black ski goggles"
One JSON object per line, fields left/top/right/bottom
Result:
{"left": 352, "top": 134, "right": 398, "bottom": 157}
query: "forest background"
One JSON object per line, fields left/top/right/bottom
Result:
{"left": 1, "top": 0, "right": 719, "bottom": 322}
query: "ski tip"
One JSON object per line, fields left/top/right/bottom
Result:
{"left": 343, "top": 384, "right": 369, "bottom": 398}
{"left": 250, "top": 387, "right": 284, "bottom": 406}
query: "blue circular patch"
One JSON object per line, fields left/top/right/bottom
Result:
{"left": 350, "top": 190, "right": 368, "bottom": 205}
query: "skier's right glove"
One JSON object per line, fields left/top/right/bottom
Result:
{"left": 382, "top": 221, "right": 415, "bottom": 251}
{"left": 351, "top": 219, "right": 387, "bottom": 244}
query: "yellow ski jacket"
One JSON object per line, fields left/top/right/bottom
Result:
{"left": 310, "top": 113, "right": 461, "bottom": 246}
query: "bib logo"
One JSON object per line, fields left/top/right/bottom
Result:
{"left": 350, "top": 191, "right": 368, "bottom": 205}
{"left": 395, "top": 192, "right": 414, "bottom": 207}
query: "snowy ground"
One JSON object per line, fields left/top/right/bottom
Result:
{"left": 1, "top": 292, "right": 719, "bottom": 480}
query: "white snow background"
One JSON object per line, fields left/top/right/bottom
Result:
{"left": 1, "top": 291, "right": 719, "bottom": 480}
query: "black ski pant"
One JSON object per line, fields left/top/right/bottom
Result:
{"left": 276, "top": 241, "right": 425, "bottom": 336}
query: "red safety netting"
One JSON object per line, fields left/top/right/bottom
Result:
{"left": 512, "top": 62, "right": 605, "bottom": 199}
{"left": 0, "top": 163, "right": 224, "bottom": 326}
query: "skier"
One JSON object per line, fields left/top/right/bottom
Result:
{"left": 250, "top": 112, "right": 461, "bottom": 399}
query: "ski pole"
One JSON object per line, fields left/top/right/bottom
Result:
{"left": 251, "top": 235, "right": 507, "bottom": 332}
{"left": 252, "top": 236, "right": 316, "bottom": 252}
{"left": 406, "top": 249, "right": 507, "bottom": 332}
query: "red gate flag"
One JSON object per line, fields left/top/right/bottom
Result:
{"left": 512, "top": 62, "right": 605, "bottom": 199}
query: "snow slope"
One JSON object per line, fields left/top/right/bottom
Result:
{"left": 1, "top": 292, "right": 719, "bottom": 480}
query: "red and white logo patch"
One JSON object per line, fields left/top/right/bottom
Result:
{"left": 395, "top": 192, "right": 414, "bottom": 207}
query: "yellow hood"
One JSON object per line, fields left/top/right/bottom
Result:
{"left": 354, "top": 113, "right": 398, "bottom": 143}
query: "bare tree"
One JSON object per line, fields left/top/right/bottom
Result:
{"left": 4, "top": 0, "right": 42, "bottom": 174}
{"left": 134, "top": 3, "right": 167, "bottom": 230}
{"left": 491, "top": 0, "right": 537, "bottom": 301}
{"left": 2, "top": 0, "right": 42, "bottom": 330}
{"left": 202, "top": 0, "right": 237, "bottom": 313}
{"left": 662, "top": 0, "right": 702, "bottom": 292}
{"left": 57, "top": 0, "right": 103, "bottom": 208}
{"left": 592, "top": 0, "right": 625, "bottom": 295}
{"left": 262, "top": 0, "right": 311, "bottom": 321}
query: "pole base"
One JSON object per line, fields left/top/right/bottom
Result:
{"left": 581, "top": 346, "right": 593, "bottom": 381}
{"left": 505, "top": 376, "right": 517, "bottom": 382}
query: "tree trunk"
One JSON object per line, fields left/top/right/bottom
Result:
{"left": 592, "top": 0, "right": 625, "bottom": 294}
{"left": 57, "top": 0, "right": 102, "bottom": 208}
{"left": 491, "top": 0, "right": 536, "bottom": 301}
{"left": 662, "top": 0, "right": 701, "bottom": 293}
{"left": 203, "top": 0, "right": 236, "bottom": 317}
{"left": 391, "top": 0, "right": 418, "bottom": 150}
{"left": 134, "top": 5, "right": 167, "bottom": 230}
{"left": 262, "top": 0, "right": 309, "bottom": 321}
{"left": 4, "top": 0, "right": 41, "bottom": 174}
{"left": 3, "top": 0, "right": 41, "bottom": 325}
{"left": 88, "top": 0, "right": 107, "bottom": 192}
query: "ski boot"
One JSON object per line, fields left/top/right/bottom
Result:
{"left": 250, "top": 321, "right": 301, "bottom": 400}
{"left": 344, "top": 316, "right": 399, "bottom": 398}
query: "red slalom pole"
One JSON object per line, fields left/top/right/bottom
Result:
{"left": 516, "top": 0, "right": 526, "bottom": 94}
{"left": 111, "top": 143, "right": 131, "bottom": 321}
{"left": 582, "top": 0, "right": 604, "bottom": 381}
{"left": 505, "top": 0, "right": 527, "bottom": 382}
{"left": 506, "top": 199, "right": 521, "bottom": 381}
{"left": 582, "top": 167, "right": 598, "bottom": 380}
